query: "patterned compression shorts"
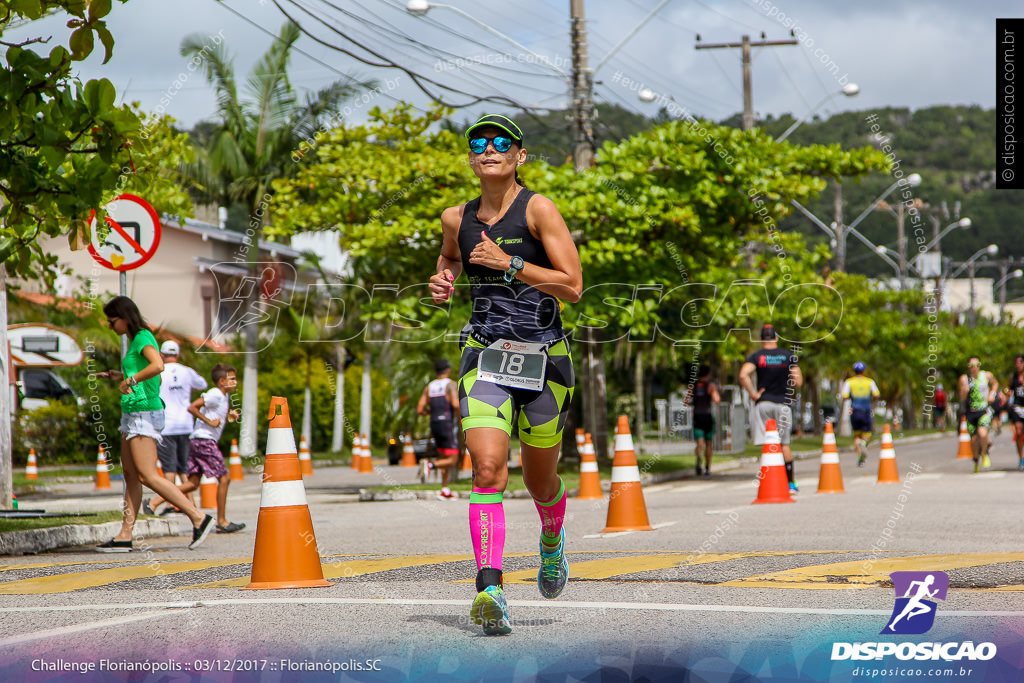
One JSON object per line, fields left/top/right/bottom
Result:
{"left": 458, "top": 336, "right": 574, "bottom": 449}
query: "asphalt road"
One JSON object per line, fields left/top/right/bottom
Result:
{"left": 2, "top": 430, "right": 1023, "bottom": 682}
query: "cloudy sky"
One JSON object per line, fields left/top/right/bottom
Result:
{"left": 7, "top": 0, "right": 1012, "bottom": 129}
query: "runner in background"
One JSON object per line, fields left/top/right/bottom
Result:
{"left": 685, "top": 364, "right": 720, "bottom": 478}
{"left": 959, "top": 356, "right": 998, "bottom": 473}
{"left": 739, "top": 324, "right": 803, "bottom": 493}
{"left": 933, "top": 384, "right": 948, "bottom": 431}
{"left": 416, "top": 358, "right": 460, "bottom": 499}
{"left": 1007, "top": 355, "right": 1024, "bottom": 469}
{"left": 840, "top": 362, "right": 880, "bottom": 467}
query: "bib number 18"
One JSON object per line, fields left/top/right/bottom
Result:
{"left": 478, "top": 340, "right": 547, "bottom": 391}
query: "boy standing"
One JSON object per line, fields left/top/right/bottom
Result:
{"left": 145, "top": 363, "right": 245, "bottom": 533}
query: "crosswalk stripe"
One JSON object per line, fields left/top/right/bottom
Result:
{"left": 719, "top": 552, "right": 1024, "bottom": 589}
{"left": 0, "top": 610, "right": 177, "bottom": 647}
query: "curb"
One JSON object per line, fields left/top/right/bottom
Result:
{"left": 0, "top": 517, "right": 192, "bottom": 556}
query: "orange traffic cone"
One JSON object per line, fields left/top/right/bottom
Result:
{"left": 816, "top": 422, "right": 845, "bottom": 494}
{"left": 351, "top": 433, "right": 361, "bottom": 470}
{"left": 229, "top": 439, "right": 244, "bottom": 481}
{"left": 575, "top": 428, "right": 585, "bottom": 455}
{"left": 577, "top": 432, "right": 602, "bottom": 500}
{"left": 199, "top": 474, "right": 218, "bottom": 509}
{"left": 508, "top": 446, "right": 521, "bottom": 469}
{"left": 956, "top": 416, "right": 973, "bottom": 459}
{"left": 25, "top": 448, "right": 38, "bottom": 481}
{"left": 244, "top": 396, "right": 331, "bottom": 590}
{"left": 358, "top": 434, "right": 374, "bottom": 473}
{"left": 460, "top": 448, "right": 473, "bottom": 472}
{"left": 752, "top": 418, "right": 794, "bottom": 504}
{"left": 400, "top": 434, "right": 417, "bottom": 467}
{"left": 877, "top": 424, "right": 900, "bottom": 483}
{"left": 298, "top": 435, "right": 314, "bottom": 476}
{"left": 602, "top": 416, "right": 653, "bottom": 532}
{"left": 155, "top": 457, "right": 164, "bottom": 479}
{"left": 94, "top": 445, "right": 111, "bottom": 490}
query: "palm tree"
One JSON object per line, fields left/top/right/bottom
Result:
{"left": 181, "top": 21, "right": 372, "bottom": 456}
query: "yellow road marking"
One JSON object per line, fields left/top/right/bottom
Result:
{"left": 0, "top": 559, "right": 247, "bottom": 595}
{"left": 720, "top": 553, "right": 1024, "bottom": 589}
{"left": 0, "top": 559, "right": 135, "bottom": 573}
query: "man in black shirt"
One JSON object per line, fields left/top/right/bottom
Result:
{"left": 739, "top": 324, "right": 803, "bottom": 492}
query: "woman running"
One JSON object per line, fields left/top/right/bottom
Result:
{"left": 97, "top": 296, "right": 214, "bottom": 552}
{"left": 428, "top": 114, "right": 582, "bottom": 635}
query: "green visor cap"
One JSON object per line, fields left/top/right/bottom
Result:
{"left": 465, "top": 114, "right": 524, "bottom": 144}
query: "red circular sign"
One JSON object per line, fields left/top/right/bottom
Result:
{"left": 87, "top": 194, "right": 162, "bottom": 271}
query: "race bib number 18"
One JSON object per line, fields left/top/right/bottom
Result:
{"left": 478, "top": 340, "right": 548, "bottom": 392}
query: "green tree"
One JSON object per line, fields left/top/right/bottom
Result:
{"left": 182, "top": 20, "right": 372, "bottom": 458}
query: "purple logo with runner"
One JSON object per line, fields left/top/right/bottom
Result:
{"left": 881, "top": 571, "right": 949, "bottom": 635}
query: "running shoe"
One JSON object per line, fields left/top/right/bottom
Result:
{"left": 95, "top": 539, "right": 132, "bottom": 553}
{"left": 141, "top": 499, "right": 155, "bottom": 516}
{"left": 857, "top": 453, "right": 866, "bottom": 467}
{"left": 974, "top": 460, "right": 981, "bottom": 474}
{"left": 703, "top": 470, "right": 711, "bottom": 479}
{"left": 471, "top": 585, "right": 512, "bottom": 635}
{"left": 695, "top": 463, "right": 702, "bottom": 477}
{"left": 188, "top": 514, "right": 215, "bottom": 550}
{"left": 789, "top": 481, "right": 799, "bottom": 494}
{"left": 538, "top": 528, "right": 569, "bottom": 599}
{"left": 982, "top": 454, "right": 991, "bottom": 469}
{"left": 1018, "top": 458, "right": 1024, "bottom": 471}
{"left": 437, "top": 487, "right": 456, "bottom": 500}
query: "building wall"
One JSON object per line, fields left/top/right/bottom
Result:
{"left": 38, "top": 229, "right": 225, "bottom": 339}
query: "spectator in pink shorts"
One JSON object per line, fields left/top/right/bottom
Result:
{"left": 145, "top": 363, "right": 245, "bottom": 533}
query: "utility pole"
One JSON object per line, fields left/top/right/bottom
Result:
{"left": 696, "top": 34, "right": 798, "bottom": 131}
{"left": 569, "top": 0, "right": 609, "bottom": 461}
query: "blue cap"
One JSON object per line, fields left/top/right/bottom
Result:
{"left": 853, "top": 361, "right": 866, "bottom": 373}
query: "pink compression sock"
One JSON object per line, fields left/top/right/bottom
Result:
{"left": 469, "top": 488, "right": 505, "bottom": 570}
{"left": 534, "top": 478, "right": 567, "bottom": 547}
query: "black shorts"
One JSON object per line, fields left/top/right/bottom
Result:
{"left": 1009, "top": 405, "right": 1024, "bottom": 424}
{"left": 850, "top": 409, "right": 873, "bottom": 434}
{"left": 156, "top": 433, "right": 191, "bottom": 474}
{"left": 429, "top": 419, "right": 458, "bottom": 455}
{"left": 693, "top": 413, "right": 714, "bottom": 438}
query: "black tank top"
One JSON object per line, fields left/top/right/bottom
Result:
{"left": 692, "top": 380, "right": 713, "bottom": 415}
{"left": 427, "top": 378, "right": 455, "bottom": 422}
{"left": 457, "top": 187, "right": 563, "bottom": 343}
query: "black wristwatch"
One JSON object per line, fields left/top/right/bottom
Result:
{"left": 504, "top": 255, "right": 525, "bottom": 282}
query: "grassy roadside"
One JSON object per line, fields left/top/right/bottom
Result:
{"left": 0, "top": 510, "right": 126, "bottom": 533}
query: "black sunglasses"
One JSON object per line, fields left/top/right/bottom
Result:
{"left": 468, "top": 135, "right": 514, "bottom": 154}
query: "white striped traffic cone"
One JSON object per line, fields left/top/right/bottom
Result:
{"left": 602, "top": 416, "right": 653, "bottom": 532}
{"left": 229, "top": 438, "right": 244, "bottom": 481}
{"left": 298, "top": 435, "right": 314, "bottom": 476}
{"left": 244, "top": 396, "right": 331, "bottom": 590}
{"left": 25, "top": 448, "right": 38, "bottom": 481}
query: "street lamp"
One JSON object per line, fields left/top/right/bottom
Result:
{"left": 776, "top": 83, "right": 860, "bottom": 142}
{"left": 951, "top": 244, "right": 999, "bottom": 327}
{"left": 995, "top": 267, "right": 1022, "bottom": 322}
{"left": 924, "top": 217, "right": 972, "bottom": 252}
{"left": 790, "top": 173, "right": 922, "bottom": 275}
{"left": 876, "top": 245, "right": 921, "bottom": 281}
{"left": 405, "top": 1, "right": 569, "bottom": 76}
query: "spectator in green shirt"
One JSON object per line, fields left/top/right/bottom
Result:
{"left": 97, "top": 296, "right": 213, "bottom": 552}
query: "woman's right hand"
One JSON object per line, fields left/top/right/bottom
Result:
{"left": 429, "top": 269, "right": 456, "bottom": 303}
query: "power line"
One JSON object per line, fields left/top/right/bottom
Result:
{"left": 272, "top": 0, "right": 559, "bottom": 113}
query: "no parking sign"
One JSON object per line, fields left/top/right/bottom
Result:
{"left": 87, "top": 194, "right": 162, "bottom": 271}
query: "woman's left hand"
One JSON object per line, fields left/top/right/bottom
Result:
{"left": 118, "top": 380, "right": 133, "bottom": 395}
{"left": 468, "top": 231, "right": 510, "bottom": 272}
